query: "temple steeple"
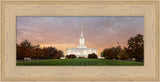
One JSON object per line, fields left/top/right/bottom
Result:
{"left": 66, "top": 24, "right": 97, "bottom": 58}
{"left": 77, "top": 24, "right": 87, "bottom": 48}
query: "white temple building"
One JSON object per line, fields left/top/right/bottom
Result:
{"left": 66, "top": 24, "right": 97, "bottom": 58}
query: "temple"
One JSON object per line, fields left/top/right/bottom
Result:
{"left": 66, "top": 24, "right": 97, "bottom": 58}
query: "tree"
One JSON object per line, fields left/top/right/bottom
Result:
{"left": 48, "top": 47, "right": 58, "bottom": 59}
{"left": 44, "top": 46, "right": 63, "bottom": 59}
{"left": 118, "top": 49, "right": 129, "bottom": 60}
{"left": 127, "top": 34, "right": 144, "bottom": 61}
{"left": 17, "top": 39, "right": 33, "bottom": 59}
{"left": 55, "top": 50, "right": 64, "bottom": 59}
{"left": 17, "top": 39, "right": 64, "bottom": 60}
{"left": 20, "top": 39, "right": 32, "bottom": 49}
{"left": 101, "top": 46, "right": 122, "bottom": 59}
{"left": 16, "top": 44, "right": 24, "bottom": 59}
{"left": 88, "top": 53, "right": 98, "bottom": 59}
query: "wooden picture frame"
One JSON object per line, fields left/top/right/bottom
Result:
{"left": 0, "top": 0, "right": 159, "bottom": 82}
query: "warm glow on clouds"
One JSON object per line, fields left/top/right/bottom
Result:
{"left": 17, "top": 16, "right": 144, "bottom": 55}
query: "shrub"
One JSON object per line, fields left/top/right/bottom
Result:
{"left": 66, "top": 54, "right": 77, "bottom": 59}
{"left": 88, "top": 53, "right": 98, "bottom": 59}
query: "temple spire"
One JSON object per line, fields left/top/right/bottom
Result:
{"left": 81, "top": 24, "right": 83, "bottom": 37}
{"left": 77, "top": 24, "right": 87, "bottom": 48}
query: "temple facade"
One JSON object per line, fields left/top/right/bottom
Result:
{"left": 66, "top": 24, "right": 97, "bottom": 58}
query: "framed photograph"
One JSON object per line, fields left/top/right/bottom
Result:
{"left": 0, "top": 0, "right": 159, "bottom": 82}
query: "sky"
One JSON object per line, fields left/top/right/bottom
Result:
{"left": 17, "top": 16, "right": 144, "bottom": 55}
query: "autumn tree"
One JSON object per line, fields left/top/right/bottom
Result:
{"left": 101, "top": 46, "right": 121, "bottom": 59}
{"left": 17, "top": 39, "right": 33, "bottom": 59}
{"left": 56, "top": 50, "right": 64, "bottom": 59}
{"left": 16, "top": 44, "right": 24, "bottom": 59}
{"left": 16, "top": 39, "right": 64, "bottom": 60}
{"left": 127, "top": 34, "right": 144, "bottom": 61}
{"left": 118, "top": 48, "right": 129, "bottom": 60}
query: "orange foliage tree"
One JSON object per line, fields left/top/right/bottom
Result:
{"left": 16, "top": 39, "right": 64, "bottom": 60}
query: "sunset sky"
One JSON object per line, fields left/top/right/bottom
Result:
{"left": 17, "top": 16, "right": 144, "bottom": 55}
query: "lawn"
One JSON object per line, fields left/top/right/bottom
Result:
{"left": 17, "top": 59, "right": 144, "bottom": 66}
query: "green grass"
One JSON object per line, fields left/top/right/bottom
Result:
{"left": 17, "top": 59, "right": 144, "bottom": 66}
